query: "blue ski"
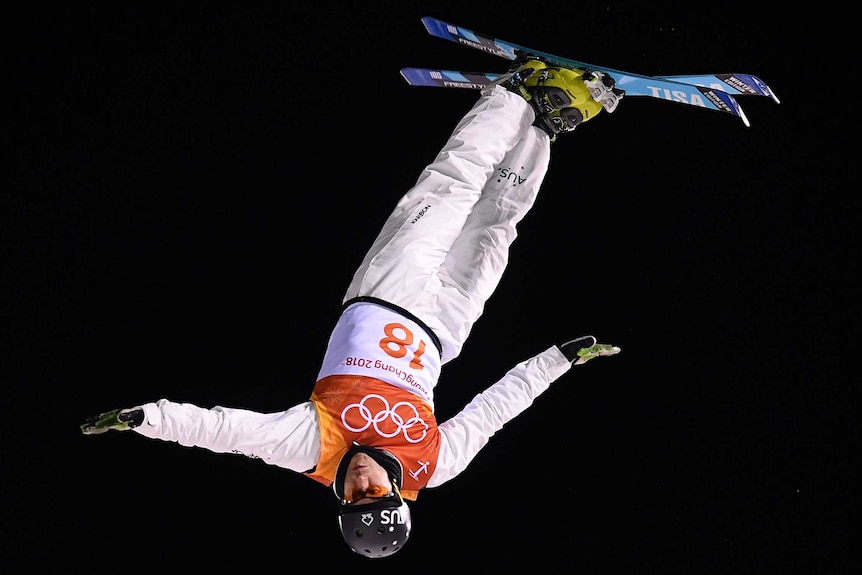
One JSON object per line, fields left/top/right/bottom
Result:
{"left": 400, "top": 68, "right": 778, "bottom": 100}
{"left": 400, "top": 66, "right": 752, "bottom": 124}
{"left": 400, "top": 68, "right": 503, "bottom": 90}
{"left": 409, "top": 17, "right": 780, "bottom": 126}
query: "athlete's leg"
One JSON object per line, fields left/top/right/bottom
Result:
{"left": 435, "top": 123, "right": 551, "bottom": 362}
{"left": 344, "top": 87, "right": 536, "bottom": 339}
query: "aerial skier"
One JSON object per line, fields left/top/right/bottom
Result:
{"left": 81, "top": 58, "right": 623, "bottom": 559}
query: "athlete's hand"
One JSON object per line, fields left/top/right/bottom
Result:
{"left": 80, "top": 408, "right": 144, "bottom": 435}
{"left": 560, "top": 336, "right": 621, "bottom": 365}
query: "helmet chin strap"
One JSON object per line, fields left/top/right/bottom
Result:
{"left": 333, "top": 442, "right": 404, "bottom": 502}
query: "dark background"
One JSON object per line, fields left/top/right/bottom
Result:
{"left": 6, "top": 1, "right": 856, "bottom": 573}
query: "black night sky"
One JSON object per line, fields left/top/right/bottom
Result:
{"left": 6, "top": 2, "right": 856, "bottom": 573}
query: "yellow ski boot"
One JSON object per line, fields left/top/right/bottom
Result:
{"left": 501, "top": 57, "right": 623, "bottom": 140}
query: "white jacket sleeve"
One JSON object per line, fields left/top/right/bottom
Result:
{"left": 133, "top": 399, "right": 321, "bottom": 473}
{"left": 428, "top": 345, "right": 572, "bottom": 487}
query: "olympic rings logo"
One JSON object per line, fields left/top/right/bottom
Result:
{"left": 341, "top": 394, "right": 428, "bottom": 443}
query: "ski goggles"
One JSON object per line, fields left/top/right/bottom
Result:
{"left": 343, "top": 485, "right": 394, "bottom": 505}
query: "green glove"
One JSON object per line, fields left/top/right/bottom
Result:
{"left": 80, "top": 408, "right": 144, "bottom": 435}
{"left": 560, "top": 336, "right": 621, "bottom": 365}
{"left": 574, "top": 342, "right": 621, "bottom": 365}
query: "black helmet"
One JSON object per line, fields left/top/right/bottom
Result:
{"left": 338, "top": 497, "right": 412, "bottom": 558}
{"left": 333, "top": 444, "right": 412, "bottom": 559}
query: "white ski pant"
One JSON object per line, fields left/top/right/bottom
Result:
{"left": 344, "top": 86, "right": 552, "bottom": 365}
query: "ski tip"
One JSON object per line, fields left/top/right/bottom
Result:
{"left": 730, "top": 95, "right": 751, "bottom": 127}
{"left": 749, "top": 75, "right": 781, "bottom": 104}
{"left": 751, "top": 75, "right": 780, "bottom": 104}
{"left": 769, "top": 89, "right": 781, "bottom": 105}
{"left": 708, "top": 90, "right": 751, "bottom": 127}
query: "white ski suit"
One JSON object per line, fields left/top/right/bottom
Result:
{"left": 132, "top": 86, "right": 576, "bottom": 495}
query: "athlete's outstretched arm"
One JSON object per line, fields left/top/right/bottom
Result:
{"left": 82, "top": 399, "right": 321, "bottom": 473}
{"left": 429, "top": 338, "right": 619, "bottom": 486}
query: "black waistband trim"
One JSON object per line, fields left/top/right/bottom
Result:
{"left": 343, "top": 296, "right": 443, "bottom": 355}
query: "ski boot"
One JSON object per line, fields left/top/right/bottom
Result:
{"left": 583, "top": 70, "right": 626, "bottom": 113}
{"left": 499, "top": 56, "right": 614, "bottom": 140}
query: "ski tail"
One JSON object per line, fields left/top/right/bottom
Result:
{"left": 420, "top": 16, "right": 516, "bottom": 60}
{"left": 400, "top": 68, "right": 502, "bottom": 89}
